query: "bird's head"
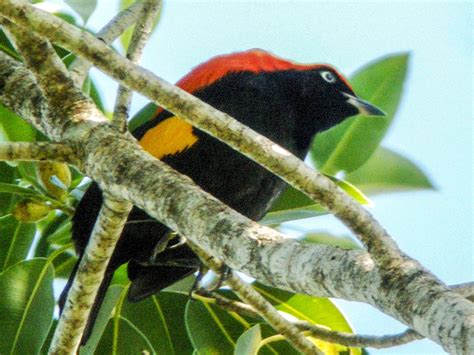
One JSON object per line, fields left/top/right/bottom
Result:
{"left": 296, "top": 65, "right": 385, "bottom": 133}
{"left": 174, "top": 49, "right": 385, "bottom": 154}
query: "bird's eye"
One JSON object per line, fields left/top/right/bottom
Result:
{"left": 320, "top": 71, "right": 336, "bottom": 83}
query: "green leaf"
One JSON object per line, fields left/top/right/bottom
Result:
{"left": 95, "top": 316, "right": 157, "bottom": 355}
{"left": 261, "top": 204, "right": 326, "bottom": 225}
{"left": 0, "top": 29, "right": 20, "bottom": 60}
{"left": 0, "top": 104, "right": 36, "bottom": 143}
{"left": 345, "top": 146, "right": 435, "bottom": 195}
{"left": 253, "top": 283, "right": 361, "bottom": 355}
{"left": 299, "top": 232, "right": 362, "bottom": 250}
{"left": 41, "top": 318, "right": 57, "bottom": 355}
{"left": 0, "top": 215, "right": 36, "bottom": 271}
{"left": 120, "top": 291, "right": 193, "bottom": 354}
{"left": 0, "top": 182, "right": 43, "bottom": 198}
{"left": 89, "top": 78, "right": 105, "bottom": 113}
{"left": 185, "top": 297, "right": 248, "bottom": 354}
{"left": 187, "top": 290, "right": 288, "bottom": 355}
{"left": 110, "top": 264, "right": 130, "bottom": 286}
{"left": 234, "top": 324, "right": 262, "bottom": 355}
{"left": 262, "top": 186, "right": 326, "bottom": 225}
{"left": 89, "top": 286, "right": 192, "bottom": 355}
{"left": 0, "top": 162, "right": 17, "bottom": 216}
{"left": 46, "top": 221, "right": 72, "bottom": 246}
{"left": 323, "top": 174, "right": 371, "bottom": 205}
{"left": 129, "top": 102, "right": 158, "bottom": 133}
{"left": 312, "top": 53, "right": 409, "bottom": 174}
{"left": 163, "top": 274, "right": 196, "bottom": 294}
{"left": 269, "top": 185, "right": 316, "bottom": 212}
{"left": 0, "top": 258, "right": 54, "bottom": 354}
{"left": 254, "top": 283, "right": 354, "bottom": 332}
{"left": 262, "top": 172, "right": 370, "bottom": 225}
{"left": 80, "top": 285, "right": 125, "bottom": 355}
{"left": 65, "top": 0, "right": 97, "bottom": 24}
{"left": 258, "top": 323, "right": 299, "bottom": 355}
{"left": 34, "top": 213, "right": 70, "bottom": 257}
{"left": 119, "top": 1, "right": 162, "bottom": 51}
{"left": 51, "top": 251, "right": 76, "bottom": 278}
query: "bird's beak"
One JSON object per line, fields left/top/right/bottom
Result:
{"left": 343, "top": 93, "right": 386, "bottom": 116}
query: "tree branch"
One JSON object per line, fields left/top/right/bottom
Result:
{"left": 452, "top": 282, "right": 474, "bottom": 302}
{"left": 50, "top": 196, "right": 132, "bottom": 354}
{"left": 69, "top": 0, "right": 147, "bottom": 86}
{"left": 2, "top": 19, "right": 134, "bottom": 355}
{"left": 0, "top": 142, "right": 76, "bottom": 163}
{"left": 112, "top": 0, "right": 161, "bottom": 131}
{"left": 194, "top": 289, "right": 423, "bottom": 349}
{"left": 196, "top": 281, "right": 474, "bottom": 349}
{"left": 187, "top": 240, "right": 321, "bottom": 354}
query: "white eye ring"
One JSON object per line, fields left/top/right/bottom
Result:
{"left": 321, "top": 70, "right": 337, "bottom": 83}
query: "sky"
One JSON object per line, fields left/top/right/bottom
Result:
{"left": 82, "top": 1, "right": 473, "bottom": 354}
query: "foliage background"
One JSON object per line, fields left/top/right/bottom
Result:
{"left": 83, "top": 1, "right": 471, "bottom": 353}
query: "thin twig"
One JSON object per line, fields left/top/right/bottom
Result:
{"left": 195, "top": 281, "right": 474, "bottom": 349}
{"left": 69, "top": 0, "right": 147, "bottom": 86}
{"left": 187, "top": 240, "right": 321, "bottom": 355}
{"left": 112, "top": 0, "right": 161, "bottom": 131}
{"left": 192, "top": 290, "right": 422, "bottom": 349}
{"left": 0, "top": 142, "right": 77, "bottom": 163}
{"left": 192, "top": 289, "right": 260, "bottom": 319}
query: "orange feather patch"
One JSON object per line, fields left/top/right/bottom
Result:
{"left": 139, "top": 117, "right": 198, "bottom": 159}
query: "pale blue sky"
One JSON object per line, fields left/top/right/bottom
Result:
{"left": 85, "top": 1, "right": 472, "bottom": 354}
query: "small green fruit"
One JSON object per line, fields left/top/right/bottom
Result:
{"left": 13, "top": 199, "right": 52, "bottom": 223}
{"left": 37, "top": 162, "right": 71, "bottom": 200}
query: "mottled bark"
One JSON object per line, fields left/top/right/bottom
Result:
{"left": 50, "top": 197, "right": 132, "bottom": 354}
{"left": 2, "top": 20, "right": 135, "bottom": 355}
{"left": 112, "top": 0, "right": 162, "bottom": 131}
{"left": 69, "top": 0, "right": 147, "bottom": 86}
{"left": 0, "top": 142, "right": 76, "bottom": 163}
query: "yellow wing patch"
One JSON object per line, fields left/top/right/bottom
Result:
{"left": 139, "top": 117, "right": 198, "bottom": 159}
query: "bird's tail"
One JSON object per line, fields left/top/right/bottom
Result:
{"left": 127, "top": 262, "right": 196, "bottom": 302}
{"left": 59, "top": 253, "right": 198, "bottom": 345}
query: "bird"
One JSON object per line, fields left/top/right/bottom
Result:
{"left": 60, "top": 49, "right": 384, "bottom": 343}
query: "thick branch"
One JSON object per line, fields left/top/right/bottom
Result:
{"left": 0, "top": 142, "right": 76, "bottom": 163}
{"left": 452, "top": 282, "right": 474, "bottom": 302}
{"left": 2, "top": 19, "right": 133, "bottom": 355}
{"left": 1, "top": 18, "right": 95, "bottom": 140}
{"left": 1, "top": 0, "right": 403, "bottom": 266}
